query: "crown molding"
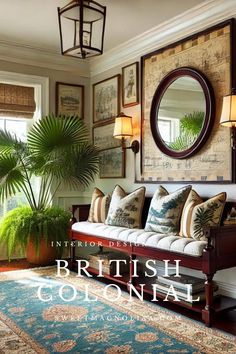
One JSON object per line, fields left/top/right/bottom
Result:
{"left": 0, "top": 41, "right": 90, "bottom": 78}
{"left": 90, "top": 0, "right": 236, "bottom": 77}
{"left": 1, "top": 0, "right": 236, "bottom": 79}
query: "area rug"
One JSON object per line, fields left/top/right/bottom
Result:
{"left": 0, "top": 268, "right": 235, "bottom": 354}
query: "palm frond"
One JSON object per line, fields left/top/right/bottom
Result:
{"left": 0, "top": 154, "right": 25, "bottom": 202}
{"left": 71, "top": 143, "right": 99, "bottom": 188}
{"left": 27, "top": 114, "right": 89, "bottom": 157}
{"left": 39, "top": 143, "right": 99, "bottom": 190}
{"left": 0, "top": 129, "right": 24, "bottom": 154}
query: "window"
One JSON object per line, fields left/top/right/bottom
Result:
{"left": 158, "top": 117, "right": 180, "bottom": 144}
{"left": 0, "top": 117, "right": 34, "bottom": 218}
{"left": 0, "top": 71, "right": 49, "bottom": 218}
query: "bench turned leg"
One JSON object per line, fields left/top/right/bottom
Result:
{"left": 127, "top": 254, "right": 136, "bottom": 294}
{"left": 202, "top": 273, "right": 215, "bottom": 327}
{"left": 69, "top": 238, "right": 75, "bottom": 271}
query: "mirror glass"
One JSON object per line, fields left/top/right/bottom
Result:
{"left": 157, "top": 76, "right": 206, "bottom": 152}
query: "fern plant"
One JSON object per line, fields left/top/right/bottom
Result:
{"left": 0, "top": 206, "right": 70, "bottom": 259}
{"left": 0, "top": 114, "right": 99, "bottom": 259}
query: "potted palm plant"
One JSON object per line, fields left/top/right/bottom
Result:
{"left": 0, "top": 114, "right": 99, "bottom": 264}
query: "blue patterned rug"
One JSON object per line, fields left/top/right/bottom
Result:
{"left": 0, "top": 268, "right": 235, "bottom": 354}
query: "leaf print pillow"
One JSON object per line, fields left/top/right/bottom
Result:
{"left": 190, "top": 192, "right": 226, "bottom": 240}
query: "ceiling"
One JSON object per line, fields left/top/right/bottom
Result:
{"left": 0, "top": 0, "right": 206, "bottom": 54}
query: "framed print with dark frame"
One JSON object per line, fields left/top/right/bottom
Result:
{"left": 93, "top": 75, "right": 120, "bottom": 123}
{"left": 93, "top": 121, "right": 122, "bottom": 150}
{"left": 122, "top": 62, "right": 139, "bottom": 107}
{"left": 99, "top": 147, "right": 125, "bottom": 178}
{"left": 56, "top": 82, "right": 84, "bottom": 118}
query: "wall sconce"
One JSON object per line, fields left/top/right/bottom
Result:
{"left": 113, "top": 113, "right": 140, "bottom": 153}
{"left": 220, "top": 94, "right": 236, "bottom": 149}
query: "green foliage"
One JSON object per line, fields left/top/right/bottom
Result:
{"left": 180, "top": 111, "right": 204, "bottom": 136}
{"left": 0, "top": 114, "right": 99, "bottom": 208}
{"left": 168, "top": 134, "right": 194, "bottom": 151}
{"left": 169, "top": 111, "right": 204, "bottom": 151}
{"left": 193, "top": 202, "right": 219, "bottom": 239}
{"left": 0, "top": 114, "right": 99, "bottom": 258}
{"left": 0, "top": 206, "right": 70, "bottom": 260}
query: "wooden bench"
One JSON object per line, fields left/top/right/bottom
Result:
{"left": 70, "top": 198, "right": 236, "bottom": 327}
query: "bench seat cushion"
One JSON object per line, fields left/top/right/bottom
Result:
{"left": 72, "top": 222, "right": 207, "bottom": 257}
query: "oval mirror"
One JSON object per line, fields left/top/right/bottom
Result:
{"left": 150, "top": 67, "right": 215, "bottom": 159}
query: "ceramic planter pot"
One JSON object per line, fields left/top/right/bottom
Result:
{"left": 26, "top": 237, "right": 60, "bottom": 265}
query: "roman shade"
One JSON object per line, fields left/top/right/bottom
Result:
{"left": 0, "top": 83, "right": 36, "bottom": 118}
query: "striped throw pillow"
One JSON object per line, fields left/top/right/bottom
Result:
{"left": 88, "top": 188, "right": 111, "bottom": 223}
{"left": 180, "top": 190, "right": 203, "bottom": 237}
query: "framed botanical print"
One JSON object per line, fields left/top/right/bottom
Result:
{"left": 122, "top": 62, "right": 139, "bottom": 107}
{"left": 93, "top": 75, "right": 120, "bottom": 123}
{"left": 99, "top": 147, "right": 125, "bottom": 178}
{"left": 93, "top": 121, "right": 122, "bottom": 150}
{"left": 56, "top": 82, "right": 84, "bottom": 118}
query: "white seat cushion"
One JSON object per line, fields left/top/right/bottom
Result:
{"left": 72, "top": 221, "right": 207, "bottom": 257}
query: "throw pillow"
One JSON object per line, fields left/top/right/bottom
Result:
{"left": 180, "top": 190, "right": 203, "bottom": 237}
{"left": 88, "top": 188, "right": 111, "bottom": 223}
{"left": 145, "top": 185, "right": 192, "bottom": 234}
{"left": 189, "top": 192, "right": 226, "bottom": 241}
{"left": 105, "top": 185, "right": 146, "bottom": 228}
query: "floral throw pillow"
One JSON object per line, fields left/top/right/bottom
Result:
{"left": 145, "top": 185, "right": 192, "bottom": 234}
{"left": 105, "top": 185, "right": 146, "bottom": 229}
{"left": 88, "top": 188, "right": 111, "bottom": 223}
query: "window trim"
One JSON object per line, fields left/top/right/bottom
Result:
{"left": 0, "top": 71, "right": 49, "bottom": 119}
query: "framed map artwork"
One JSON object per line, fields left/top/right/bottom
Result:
{"left": 141, "top": 19, "right": 236, "bottom": 183}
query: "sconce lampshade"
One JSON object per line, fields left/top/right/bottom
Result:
{"left": 113, "top": 113, "right": 133, "bottom": 139}
{"left": 57, "top": 0, "right": 106, "bottom": 59}
{"left": 220, "top": 94, "right": 236, "bottom": 127}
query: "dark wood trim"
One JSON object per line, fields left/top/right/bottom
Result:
{"left": 93, "top": 74, "right": 121, "bottom": 124}
{"left": 142, "top": 19, "right": 235, "bottom": 62}
{"left": 55, "top": 81, "right": 84, "bottom": 119}
{"left": 134, "top": 178, "right": 234, "bottom": 184}
{"left": 122, "top": 62, "right": 139, "bottom": 108}
{"left": 150, "top": 67, "right": 215, "bottom": 159}
{"left": 140, "top": 18, "right": 236, "bottom": 183}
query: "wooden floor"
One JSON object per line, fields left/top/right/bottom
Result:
{"left": 0, "top": 258, "right": 39, "bottom": 272}
{"left": 0, "top": 259, "right": 236, "bottom": 336}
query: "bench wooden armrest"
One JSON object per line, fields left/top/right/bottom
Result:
{"left": 71, "top": 204, "right": 91, "bottom": 223}
{"left": 203, "top": 225, "right": 236, "bottom": 270}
